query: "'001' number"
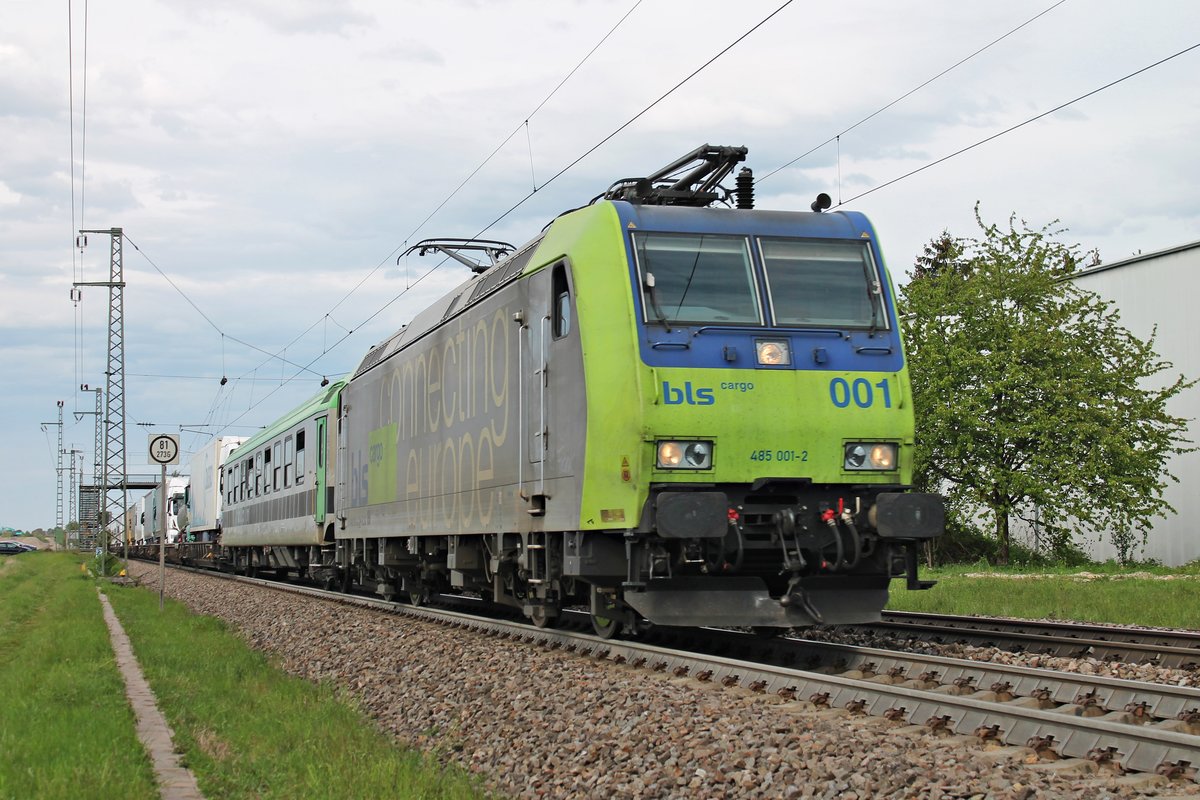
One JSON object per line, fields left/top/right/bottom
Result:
{"left": 830, "top": 377, "right": 892, "bottom": 409}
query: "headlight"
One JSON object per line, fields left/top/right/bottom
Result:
{"left": 844, "top": 442, "right": 897, "bottom": 471}
{"left": 657, "top": 440, "right": 713, "bottom": 469}
{"left": 755, "top": 339, "right": 791, "bottom": 366}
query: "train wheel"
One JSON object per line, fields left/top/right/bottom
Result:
{"left": 529, "top": 605, "right": 557, "bottom": 629}
{"left": 588, "top": 582, "right": 624, "bottom": 638}
{"left": 408, "top": 585, "right": 430, "bottom": 607}
{"left": 591, "top": 611, "right": 621, "bottom": 639}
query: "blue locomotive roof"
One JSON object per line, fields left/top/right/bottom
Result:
{"left": 613, "top": 202, "right": 877, "bottom": 240}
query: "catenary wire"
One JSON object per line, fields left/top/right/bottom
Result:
{"left": 211, "top": 27, "right": 1195, "bottom": 444}
{"left": 759, "top": 0, "right": 1069, "bottom": 183}
{"left": 112, "top": 1, "right": 650, "bottom": 447}
{"left": 125, "top": 1, "right": 646, "bottom": 408}
{"left": 122, "top": 234, "right": 326, "bottom": 379}
{"left": 314, "top": 0, "right": 646, "bottom": 325}
{"left": 469, "top": 0, "right": 797, "bottom": 240}
{"left": 206, "top": 0, "right": 800, "bottom": 438}
{"left": 835, "top": 41, "right": 1200, "bottom": 207}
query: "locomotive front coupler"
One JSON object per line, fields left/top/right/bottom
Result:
{"left": 778, "top": 576, "right": 824, "bottom": 624}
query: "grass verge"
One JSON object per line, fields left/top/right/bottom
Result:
{"left": 0, "top": 552, "right": 159, "bottom": 800}
{"left": 102, "top": 572, "right": 487, "bottom": 799}
{"left": 888, "top": 563, "right": 1200, "bottom": 628}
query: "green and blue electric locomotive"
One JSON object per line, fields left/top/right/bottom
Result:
{"left": 218, "top": 145, "right": 943, "bottom": 635}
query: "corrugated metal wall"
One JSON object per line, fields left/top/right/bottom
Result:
{"left": 1018, "top": 242, "right": 1200, "bottom": 565}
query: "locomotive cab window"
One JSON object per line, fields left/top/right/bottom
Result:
{"left": 759, "top": 238, "right": 887, "bottom": 329}
{"left": 632, "top": 232, "right": 760, "bottom": 325}
{"left": 552, "top": 263, "right": 571, "bottom": 339}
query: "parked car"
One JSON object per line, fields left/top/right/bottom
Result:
{"left": 0, "top": 541, "right": 30, "bottom": 555}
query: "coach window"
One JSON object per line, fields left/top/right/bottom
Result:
{"left": 296, "top": 430, "right": 306, "bottom": 484}
{"left": 255, "top": 452, "right": 264, "bottom": 496}
{"left": 552, "top": 263, "right": 571, "bottom": 339}
{"left": 263, "top": 447, "right": 273, "bottom": 494}
{"left": 242, "top": 458, "right": 252, "bottom": 500}
{"left": 273, "top": 442, "right": 282, "bottom": 490}
{"left": 284, "top": 436, "right": 293, "bottom": 487}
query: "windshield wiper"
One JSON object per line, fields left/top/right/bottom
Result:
{"left": 867, "top": 279, "right": 882, "bottom": 337}
{"left": 644, "top": 272, "right": 672, "bottom": 333}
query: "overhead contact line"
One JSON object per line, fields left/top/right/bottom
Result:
{"left": 835, "top": 41, "right": 1200, "bottom": 207}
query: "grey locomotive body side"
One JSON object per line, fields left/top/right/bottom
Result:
{"left": 330, "top": 252, "right": 590, "bottom": 607}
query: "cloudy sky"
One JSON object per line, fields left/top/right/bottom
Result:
{"left": 3, "top": 0, "right": 1198, "bottom": 532}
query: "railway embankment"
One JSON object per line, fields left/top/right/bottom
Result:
{"left": 126, "top": 561, "right": 1200, "bottom": 799}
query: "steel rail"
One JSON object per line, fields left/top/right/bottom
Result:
{"left": 861, "top": 611, "right": 1200, "bottom": 669}
{"left": 884, "top": 610, "right": 1200, "bottom": 648}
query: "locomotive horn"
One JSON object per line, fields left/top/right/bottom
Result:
{"left": 811, "top": 193, "right": 832, "bottom": 213}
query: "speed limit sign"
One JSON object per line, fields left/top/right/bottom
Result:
{"left": 148, "top": 434, "right": 180, "bottom": 465}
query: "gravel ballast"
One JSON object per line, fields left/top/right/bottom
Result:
{"left": 126, "top": 563, "right": 1200, "bottom": 799}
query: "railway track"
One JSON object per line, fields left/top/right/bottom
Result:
{"left": 833, "top": 611, "right": 1200, "bottom": 670}
{"left": 153, "top": 564, "right": 1200, "bottom": 779}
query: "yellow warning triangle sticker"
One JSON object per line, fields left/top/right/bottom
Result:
{"left": 627, "top": 222, "right": 637, "bottom": 229}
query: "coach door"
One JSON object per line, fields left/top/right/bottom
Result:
{"left": 314, "top": 416, "right": 328, "bottom": 525}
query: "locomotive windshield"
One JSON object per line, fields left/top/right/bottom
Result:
{"left": 760, "top": 238, "right": 886, "bottom": 329}
{"left": 632, "top": 232, "right": 761, "bottom": 325}
{"left": 633, "top": 232, "right": 886, "bottom": 330}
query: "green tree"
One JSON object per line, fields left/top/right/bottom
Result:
{"left": 900, "top": 207, "right": 1194, "bottom": 564}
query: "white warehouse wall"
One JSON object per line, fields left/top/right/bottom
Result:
{"left": 1011, "top": 241, "right": 1200, "bottom": 565}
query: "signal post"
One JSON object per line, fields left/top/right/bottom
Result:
{"left": 148, "top": 434, "right": 180, "bottom": 610}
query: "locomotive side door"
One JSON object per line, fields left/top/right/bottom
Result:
{"left": 519, "top": 260, "right": 580, "bottom": 522}
{"left": 521, "top": 269, "right": 550, "bottom": 525}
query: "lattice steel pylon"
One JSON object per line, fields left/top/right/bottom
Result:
{"left": 57, "top": 402, "right": 65, "bottom": 532}
{"left": 91, "top": 386, "right": 103, "bottom": 535}
{"left": 40, "top": 402, "right": 66, "bottom": 534}
{"left": 76, "top": 227, "right": 128, "bottom": 559}
{"left": 67, "top": 450, "right": 80, "bottom": 533}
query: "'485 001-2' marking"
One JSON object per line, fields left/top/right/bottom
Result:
{"left": 829, "top": 377, "right": 892, "bottom": 409}
{"left": 749, "top": 449, "right": 807, "bottom": 462}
